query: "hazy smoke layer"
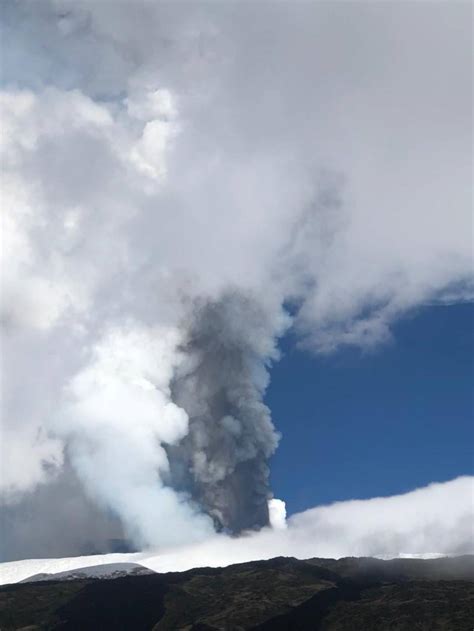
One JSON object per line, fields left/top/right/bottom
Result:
{"left": 167, "top": 292, "right": 287, "bottom": 532}
{"left": 0, "top": 463, "right": 127, "bottom": 562}
{"left": 1, "top": 1, "right": 472, "bottom": 559}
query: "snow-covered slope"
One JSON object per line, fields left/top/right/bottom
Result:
{"left": 0, "top": 553, "right": 149, "bottom": 586}
{"left": 20, "top": 562, "right": 154, "bottom": 583}
{"left": 0, "top": 547, "right": 451, "bottom": 588}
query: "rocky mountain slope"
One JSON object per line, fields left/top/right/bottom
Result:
{"left": 0, "top": 555, "right": 473, "bottom": 630}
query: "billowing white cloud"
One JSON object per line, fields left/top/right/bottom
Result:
{"left": 56, "top": 324, "right": 214, "bottom": 547}
{"left": 0, "top": 1, "right": 472, "bottom": 556}
{"left": 140, "top": 476, "right": 474, "bottom": 573}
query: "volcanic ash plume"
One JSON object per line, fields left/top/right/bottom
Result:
{"left": 1, "top": 1, "right": 471, "bottom": 560}
{"left": 165, "top": 292, "right": 289, "bottom": 533}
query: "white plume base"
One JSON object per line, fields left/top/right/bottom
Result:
{"left": 268, "top": 498, "right": 288, "bottom": 530}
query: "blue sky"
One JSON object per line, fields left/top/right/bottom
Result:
{"left": 268, "top": 303, "right": 474, "bottom": 515}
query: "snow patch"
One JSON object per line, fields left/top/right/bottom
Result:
{"left": 20, "top": 562, "right": 154, "bottom": 583}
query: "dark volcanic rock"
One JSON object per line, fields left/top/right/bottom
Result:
{"left": 0, "top": 555, "right": 473, "bottom": 630}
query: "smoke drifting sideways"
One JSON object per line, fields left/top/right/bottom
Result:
{"left": 2, "top": 477, "right": 473, "bottom": 585}
{"left": 1, "top": 1, "right": 472, "bottom": 561}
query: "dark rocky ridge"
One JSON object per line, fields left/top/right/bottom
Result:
{"left": 1, "top": 555, "right": 473, "bottom": 630}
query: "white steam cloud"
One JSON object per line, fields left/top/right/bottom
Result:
{"left": 0, "top": 1, "right": 472, "bottom": 560}
{"left": 56, "top": 324, "right": 214, "bottom": 547}
{"left": 268, "top": 499, "right": 287, "bottom": 531}
{"left": 1, "top": 476, "right": 472, "bottom": 585}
